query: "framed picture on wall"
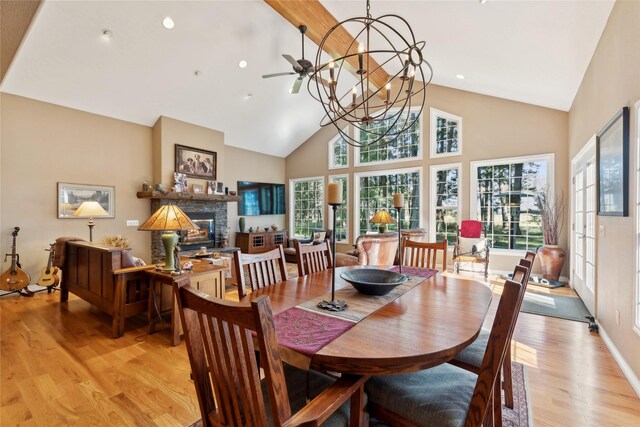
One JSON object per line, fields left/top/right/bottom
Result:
{"left": 57, "top": 183, "right": 115, "bottom": 219}
{"left": 596, "top": 106, "right": 629, "bottom": 216}
{"left": 175, "top": 144, "right": 217, "bottom": 180}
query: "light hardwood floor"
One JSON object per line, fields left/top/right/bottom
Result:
{"left": 1, "top": 274, "right": 639, "bottom": 426}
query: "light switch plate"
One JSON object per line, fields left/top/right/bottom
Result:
{"left": 126, "top": 220, "right": 139, "bottom": 227}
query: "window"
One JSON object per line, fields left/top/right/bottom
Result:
{"left": 635, "top": 100, "right": 640, "bottom": 333}
{"left": 430, "top": 164, "right": 461, "bottom": 245}
{"left": 354, "top": 108, "right": 422, "bottom": 166}
{"left": 353, "top": 167, "right": 422, "bottom": 240}
{"left": 289, "top": 177, "right": 324, "bottom": 239}
{"left": 470, "top": 154, "right": 554, "bottom": 252}
{"left": 328, "top": 175, "right": 349, "bottom": 243}
{"left": 328, "top": 130, "right": 349, "bottom": 169}
{"left": 430, "top": 108, "right": 462, "bottom": 158}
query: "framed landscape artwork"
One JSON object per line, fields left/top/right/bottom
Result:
{"left": 58, "top": 183, "right": 115, "bottom": 219}
{"left": 175, "top": 144, "right": 216, "bottom": 179}
{"left": 596, "top": 106, "right": 629, "bottom": 216}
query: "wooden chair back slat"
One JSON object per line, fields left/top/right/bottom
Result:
{"left": 465, "top": 279, "right": 522, "bottom": 426}
{"left": 524, "top": 251, "right": 536, "bottom": 263}
{"left": 175, "top": 283, "right": 291, "bottom": 427}
{"left": 295, "top": 239, "right": 333, "bottom": 276}
{"left": 402, "top": 239, "right": 447, "bottom": 271}
{"left": 233, "top": 246, "right": 288, "bottom": 300}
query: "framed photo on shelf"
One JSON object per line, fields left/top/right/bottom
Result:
{"left": 211, "top": 181, "right": 224, "bottom": 195}
{"left": 192, "top": 183, "right": 204, "bottom": 194}
{"left": 57, "top": 183, "right": 115, "bottom": 219}
{"left": 174, "top": 172, "right": 188, "bottom": 193}
{"left": 175, "top": 144, "right": 216, "bottom": 180}
{"left": 596, "top": 106, "right": 629, "bottom": 216}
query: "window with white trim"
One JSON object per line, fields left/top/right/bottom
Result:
{"left": 635, "top": 101, "right": 640, "bottom": 332}
{"left": 354, "top": 167, "right": 422, "bottom": 240}
{"left": 470, "top": 154, "right": 554, "bottom": 252}
{"left": 328, "top": 175, "right": 349, "bottom": 243}
{"left": 289, "top": 177, "right": 324, "bottom": 239}
{"left": 328, "top": 130, "right": 349, "bottom": 169}
{"left": 430, "top": 108, "right": 462, "bottom": 158}
{"left": 355, "top": 108, "right": 422, "bottom": 166}
{"left": 430, "top": 164, "right": 461, "bottom": 245}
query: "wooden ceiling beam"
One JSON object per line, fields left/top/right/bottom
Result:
{"left": 264, "top": 0, "right": 388, "bottom": 99}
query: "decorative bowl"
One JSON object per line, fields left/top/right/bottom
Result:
{"left": 340, "top": 269, "right": 409, "bottom": 296}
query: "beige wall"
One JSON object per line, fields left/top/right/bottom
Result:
{"left": 224, "top": 146, "right": 286, "bottom": 246}
{"left": 568, "top": 1, "right": 640, "bottom": 381}
{"left": 286, "top": 84, "right": 569, "bottom": 273}
{"left": 152, "top": 116, "right": 225, "bottom": 188}
{"left": 0, "top": 93, "right": 153, "bottom": 278}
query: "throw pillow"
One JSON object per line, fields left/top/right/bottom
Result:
{"left": 458, "top": 237, "right": 486, "bottom": 255}
{"left": 312, "top": 231, "right": 326, "bottom": 243}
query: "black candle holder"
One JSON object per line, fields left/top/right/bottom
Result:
{"left": 317, "top": 202, "right": 347, "bottom": 312}
{"left": 395, "top": 206, "right": 402, "bottom": 274}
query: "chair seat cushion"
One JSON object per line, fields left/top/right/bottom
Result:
{"left": 335, "top": 253, "right": 360, "bottom": 267}
{"left": 365, "top": 363, "right": 476, "bottom": 427}
{"left": 451, "top": 328, "right": 489, "bottom": 368}
{"left": 263, "top": 364, "right": 360, "bottom": 426}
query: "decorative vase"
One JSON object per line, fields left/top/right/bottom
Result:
{"left": 537, "top": 245, "right": 566, "bottom": 281}
{"left": 239, "top": 217, "right": 245, "bottom": 233}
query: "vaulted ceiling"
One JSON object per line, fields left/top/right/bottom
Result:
{"left": 1, "top": 0, "right": 614, "bottom": 157}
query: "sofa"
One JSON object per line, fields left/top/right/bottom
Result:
{"left": 283, "top": 228, "right": 333, "bottom": 264}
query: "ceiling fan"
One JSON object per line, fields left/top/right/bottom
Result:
{"left": 262, "top": 25, "right": 317, "bottom": 95}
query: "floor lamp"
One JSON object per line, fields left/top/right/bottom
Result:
{"left": 73, "top": 201, "right": 109, "bottom": 242}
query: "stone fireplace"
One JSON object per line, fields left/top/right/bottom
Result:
{"left": 148, "top": 198, "right": 230, "bottom": 262}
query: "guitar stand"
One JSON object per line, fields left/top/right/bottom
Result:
{"left": 19, "top": 288, "right": 35, "bottom": 297}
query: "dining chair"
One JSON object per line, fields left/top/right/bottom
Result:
{"left": 294, "top": 238, "right": 333, "bottom": 276}
{"left": 233, "top": 246, "right": 288, "bottom": 300}
{"left": 174, "top": 281, "right": 367, "bottom": 427}
{"left": 449, "top": 255, "right": 535, "bottom": 423}
{"left": 402, "top": 239, "right": 447, "bottom": 272}
{"left": 364, "top": 278, "right": 523, "bottom": 427}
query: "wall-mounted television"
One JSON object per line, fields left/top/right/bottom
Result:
{"left": 237, "top": 181, "right": 286, "bottom": 216}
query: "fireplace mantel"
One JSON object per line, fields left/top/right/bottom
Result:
{"left": 137, "top": 191, "right": 241, "bottom": 202}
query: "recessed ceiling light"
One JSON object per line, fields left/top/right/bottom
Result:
{"left": 162, "top": 17, "right": 175, "bottom": 30}
{"left": 244, "top": 93, "right": 253, "bottom": 100}
{"left": 238, "top": 60, "right": 248, "bottom": 69}
{"left": 102, "top": 29, "right": 112, "bottom": 39}
{"left": 479, "top": 0, "right": 487, "bottom": 4}
{"left": 194, "top": 70, "right": 201, "bottom": 77}
{"left": 456, "top": 74, "right": 465, "bottom": 80}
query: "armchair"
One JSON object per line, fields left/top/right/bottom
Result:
{"left": 335, "top": 233, "right": 399, "bottom": 267}
{"left": 452, "top": 220, "right": 490, "bottom": 279}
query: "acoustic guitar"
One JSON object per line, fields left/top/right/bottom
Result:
{"left": 1, "top": 227, "right": 31, "bottom": 292}
{"left": 36, "top": 243, "right": 59, "bottom": 287}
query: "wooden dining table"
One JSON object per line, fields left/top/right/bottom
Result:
{"left": 248, "top": 266, "right": 493, "bottom": 376}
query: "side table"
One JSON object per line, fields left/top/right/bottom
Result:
{"left": 146, "top": 260, "right": 225, "bottom": 345}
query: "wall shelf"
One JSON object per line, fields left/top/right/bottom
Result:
{"left": 136, "top": 191, "right": 241, "bottom": 202}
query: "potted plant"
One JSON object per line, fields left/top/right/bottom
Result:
{"left": 534, "top": 189, "right": 565, "bottom": 281}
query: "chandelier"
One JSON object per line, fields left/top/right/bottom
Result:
{"left": 309, "top": 0, "right": 433, "bottom": 148}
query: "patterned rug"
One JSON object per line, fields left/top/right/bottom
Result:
{"left": 370, "top": 362, "right": 530, "bottom": 426}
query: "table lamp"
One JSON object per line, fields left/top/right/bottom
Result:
{"left": 138, "top": 204, "right": 199, "bottom": 272}
{"left": 74, "top": 201, "right": 109, "bottom": 242}
{"left": 370, "top": 209, "right": 396, "bottom": 233}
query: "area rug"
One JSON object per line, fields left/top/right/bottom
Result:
{"left": 500, "top": 273, "right": 566, "bottom": 289}
{"left": 521, "top": 291, "right": 591, "bottom": 323}
{"left": 369, "top": 362, "right": 530, "bottom": 426}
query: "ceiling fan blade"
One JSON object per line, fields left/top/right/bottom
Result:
{"left": 290, "top": 77, "right": 304, "bottom": 94}
{"left": 282, "top": 54, "right": 302, "bottom": 70}
{"left": 262, "top": 72, "right": 297, "bottom": 79}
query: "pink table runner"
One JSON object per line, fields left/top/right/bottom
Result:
{"left": 273, "top": 267, "right": 438, "bottom": 356}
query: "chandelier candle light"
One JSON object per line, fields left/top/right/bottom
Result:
{"left": 393, "top": 193, "right": 404, "bottom": 274}
{"left": 318, "top": 181, "right": 347, "bottom": 312}
{"left": 310, "top": 0, "right": 433, "bottom": 147}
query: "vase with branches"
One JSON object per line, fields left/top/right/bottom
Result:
{"left": 534, "top": 189, "right": 566, "bottom": 281}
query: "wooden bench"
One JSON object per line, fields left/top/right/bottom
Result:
{"left": 60, "top": 241, "right": 154, "bottom": 338}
